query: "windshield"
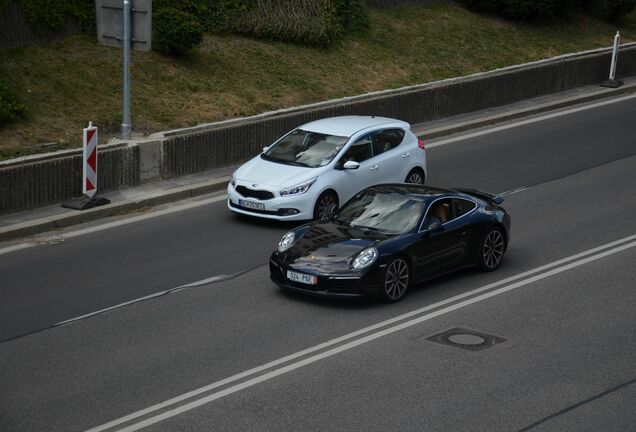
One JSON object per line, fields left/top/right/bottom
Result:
{"left": 335, "top": 190, "right": 426, "bottom": 234}
{"left": 262, "top": 129, "right": 348, "bottom": 168}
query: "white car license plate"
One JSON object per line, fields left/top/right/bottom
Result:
{"left": 287, "top": 270, "right": 317, "bottom": 285}
{"left": 239, "top": 199, "right": 265, "bottom": 211}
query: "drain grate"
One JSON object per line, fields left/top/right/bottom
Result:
{"left": 427, "top": 327, "right": 505, "bottom": 351}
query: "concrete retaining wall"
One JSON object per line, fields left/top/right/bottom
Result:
{"left": 159, "top": 45, "right": 636, "bottom": 179}
{"left": 1, "top": 44, "right": 635, "bottom": 214}
{"left": 0, "top": 145, "right": 139, "bottom": 214}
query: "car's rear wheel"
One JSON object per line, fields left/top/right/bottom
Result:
{"left": 405, "top": 168, "right": 425, "bottom": 184}
{"left": 313, "top": 191, "right": 338, "bottom": 220}
{"left": 380, "top": 257, "right": 410, "bottom": 302}
{"left": 477, "top": 227, "right": 505, "bottom": 271}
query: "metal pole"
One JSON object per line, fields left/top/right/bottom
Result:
{"left": 121, "top": 0, "right": 132, "bottom": 139}
{"left": 608, "top": 31, "right": 620, "bottom": 81}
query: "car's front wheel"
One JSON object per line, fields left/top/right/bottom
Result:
{"left": 380, "top": 257, "right": 410, "bottom": 302}
{"left": 477, "top": 227, "right": 506, "bottom": 271}
{"left": 313, "top": 191, "right": 338, "bottom": 220}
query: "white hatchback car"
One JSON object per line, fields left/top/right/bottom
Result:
{"left": 227, "top": 115, "right": 427, "bottom": 221}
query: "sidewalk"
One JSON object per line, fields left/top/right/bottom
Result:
{"left": 1, "top": 78, "right": 635, "bottom": 242}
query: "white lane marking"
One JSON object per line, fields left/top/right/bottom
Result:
{"left": 0, "top": 194, "right": 228, "bottom": 257}
{"left": 55, "top": 291, "right": 171, "bottom": 326}
{"left": 499, "top": 186, "right": 528, "bottom": 196}
{"left": 425, "top": 93, "right": 636, "bottom": 149}
{"left": 62, "top": 195, "right": 228, "bottom": 239}
{"left": 0, "top": 242, "right": 33, "bottom": 255}
{"left": 54, "top": 275, "right": 230, "bottom": 327}
{"left": 176, "top": 275, "right": 228, "bottom": 289}
{"left": 86, "top": 233, "right": 636, "bottom": 432}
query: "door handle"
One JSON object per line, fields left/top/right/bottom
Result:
{"left": 401, "top": 152, "right": 410, "bottom": 158}
{"left": 370, "top": 165, "right": 379, "bottom": 171}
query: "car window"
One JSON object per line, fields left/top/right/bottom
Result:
{"left": 263, "top": 129, "right": 348, "bottom": 168}
{"left": 335, "top": 190, "right": 426, "bottom": 234}
{"left": 453, "top": 199, "right": 476, "bottom": 218}
{"left": 339, "top": 134, "right": 373, "bottom": 164}
{"left": 372, "top": 129, "right": 405, "bottom": 155}
{"left": 422, "top": 198, "right": 453, "bottom": 229}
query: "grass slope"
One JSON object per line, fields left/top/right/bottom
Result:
{"left": 1, "top": 4, "right": 635, "bottom": 158}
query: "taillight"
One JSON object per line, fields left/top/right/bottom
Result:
{"left": 418, "top": 138, "right": 425, "bottom": 149}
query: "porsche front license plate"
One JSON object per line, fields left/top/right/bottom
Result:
{"left": 287, "top": 270, "right": 317, "bottom": 285}
{"left": 239, "top": 199, "right": 265, "bottom": 211}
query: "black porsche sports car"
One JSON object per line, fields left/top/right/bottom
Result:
{"left": 270, "top": 184, "right": 511, "bottom": 302}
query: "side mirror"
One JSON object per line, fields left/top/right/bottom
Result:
{"left": 343, "top": 160, "right": 360, "bottom": 170}
{"left": 262, "top": 146, "right": 270, "bottom": 153}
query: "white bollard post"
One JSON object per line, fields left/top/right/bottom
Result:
{"left": 83, "top": 121, "right": 98, "bottom": 198}
{"left": 602, "top": 31, "right": 623, "bottom": 88}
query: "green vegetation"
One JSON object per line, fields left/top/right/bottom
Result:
{"left": 148, "top": 0, "right": 368, "bottom": 54}
{"left": 209, "top": 0, "right": 367, "bottom": 47}
{"left": 461, "top": 0, "right": 574, "bottom": 20}
{"left": 153, "top": 7, "right": 204, "bottom": 55}
{"left": 584, "top": 0, "right": 636, "bottom": 21}
{"left": 7, "top": 0, "right": 95, "bottom": 32}
{"left": 0, "top": 79, "right": 26, "bottom": 127}
{"left": 461, "top": 0, "right": 636, "bottom": 21}
{"left": 0, "top": 4, "right": 635, "bottom": 159}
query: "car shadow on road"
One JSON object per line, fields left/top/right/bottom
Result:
{"left": 275, "top": 288, "right": 383, "bottom": 310}
{"left": 230, "top": 212, "right": 306, "bottom": 231}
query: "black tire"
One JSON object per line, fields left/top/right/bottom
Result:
{"left": 477, "top": 227, "right": 506, "bottom": 272}
{"left": 379, "top": 257, "right": 410, "bottom": 302}
{"left": 313, "top": 190, "right": 338, "bottom": 220}
{"left": 405, "top": 168, "right": 425, "bottom": 184}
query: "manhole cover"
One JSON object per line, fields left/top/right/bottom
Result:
{"left": 427, "top": 328, "right": 505, "bottom": 351}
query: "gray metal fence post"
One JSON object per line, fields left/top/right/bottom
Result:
{"left": 122, "top": 0, "right": 132, "bottom": 139}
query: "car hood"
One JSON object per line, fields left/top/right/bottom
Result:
{"left": 284, "top": 221, "right": 390, "bottom": 274}
{"left": 235, "top": 155, "right": 326, "bottom": 188}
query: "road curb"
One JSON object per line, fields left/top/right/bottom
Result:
{"left": 0, "top": 177, "right": 229, "bottom": 243}
{"left": 2, "top": 83, "right": 635, "bottom": 243}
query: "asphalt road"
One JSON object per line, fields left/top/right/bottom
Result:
{"left": 1, "top": 95, "right": 635, "bottom": 431}
{"left": 2, "top": 96, "right": 636, "bottom": 343}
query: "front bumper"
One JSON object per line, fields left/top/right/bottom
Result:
{"left": 269, "top": 256, "right": 382, "bottom": 298}
{"left": 227, "top": 183, "right": 314, "bottom": 221}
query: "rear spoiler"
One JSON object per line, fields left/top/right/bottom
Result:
{"left": 453, "top": 188, "right": 504, "bottom": 205}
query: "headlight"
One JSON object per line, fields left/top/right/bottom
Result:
{"left": 230, "top": 171, "right": 237, "bottom": 188}
{"left": 277, "top": 231, "right": 296, "bottom": 253}
{"left": 351, "top": 248, "right": 378, "bottom": 269}
{"left": 280, "top": 178, "right": 317, "bottom": 197}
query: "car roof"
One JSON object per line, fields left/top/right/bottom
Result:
{"left": 363, "top": 184, "right": 465, "bottom": 201}
{"left": 299, "top": 116, "right": 410, "bottom": 137}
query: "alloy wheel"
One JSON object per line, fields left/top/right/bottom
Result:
{"left": 316, "top": 194, "right": 337, "bottom": 220}
{"left": 384, "top": 258, "right": 409, "bottom": 301}
{"left": 482, "top": 230, "right": 505, "bottom": 269}
{"left": 406, "top": 171, "right": 423, "bottom": 184}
